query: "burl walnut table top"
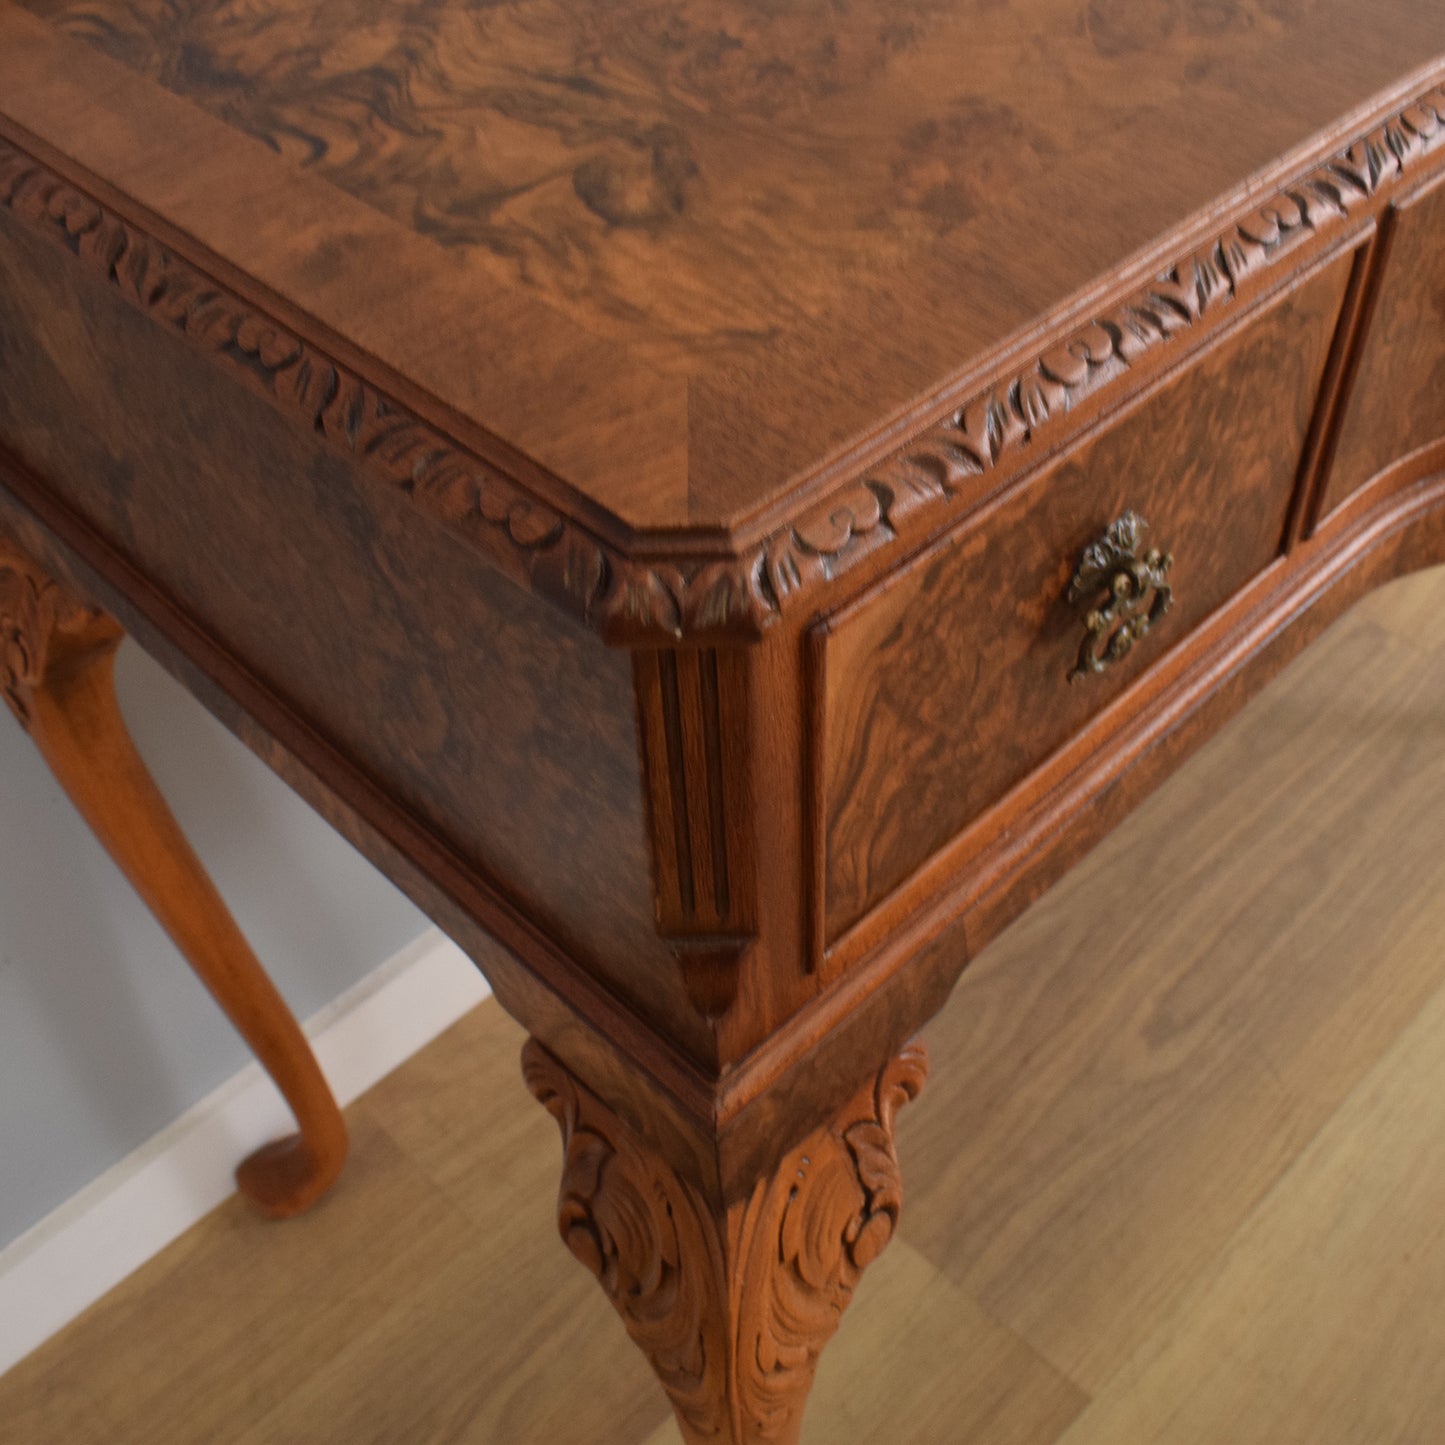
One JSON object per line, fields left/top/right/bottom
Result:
{"left": 1, "top": 0, "right": 1439, "bottom": 546}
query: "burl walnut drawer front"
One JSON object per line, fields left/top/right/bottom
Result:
{"left": 1317, "top": 171, "right": 1445, "bottom": 520}
{"left": 816, "top": 247, "right": 1358, "bottom": 947}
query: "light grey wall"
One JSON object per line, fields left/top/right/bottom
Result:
{"left": 0, "top": 639, "right": 430, "bottom": 1250}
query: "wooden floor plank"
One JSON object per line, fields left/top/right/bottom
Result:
{"left": 1055, "top": 957, "right": 1445, "bottom": 1445}
{"left": 898, "top": 586, "right": 1445, "bottom": 1391}
{"left": 231, "top": 1227, "right": 671, "bottom": 1445}
{"left": 360, "top": 994, "right": 564, "bottom": 1241}
{"left": 640, "top": 1238, "right": 1086, "bottom": 1445}
{"left": 0, "top": 1114, "right": 477, "bottom": 1443}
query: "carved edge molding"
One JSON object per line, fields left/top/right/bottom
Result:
{"left": 0, "top": 525, "right": 117, "bottom": 727}
{"left": 0, "top": 135, "right": 765, "bottom": 646}
{"left": 523, "top": 1037, "right": 928, "bottom": 1445}
{"left": 752, "top": 86, "right": 1445, "bottom": 609}
{"left": 1, "top": 86, "right": 1441, "bottom": 644}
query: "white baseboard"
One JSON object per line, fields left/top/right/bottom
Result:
{"left": 0, "top": 927, "right": 489, "bottom": 1377}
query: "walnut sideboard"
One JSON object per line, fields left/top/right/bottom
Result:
{"left": 2, "top": 0, "right": 1444, "bottom": 1438}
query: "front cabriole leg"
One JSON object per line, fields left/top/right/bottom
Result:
{"left": 524, "top": 1038, "right": 928, "bottom": 1444}
{"left": 0, "top": 526, "right": 347, "bottom": 1217}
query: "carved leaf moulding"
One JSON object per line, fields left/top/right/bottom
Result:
{"left": 1, "top": 84, "right": 1442, "bottom": 644}
{"left": 0, "top": 537, "right": 65, "bottom": 726}
{"left": 753, "top": 86, "right": 1445, "bottom": 609}
{"left": 0, "top": 134, "right": 762, "bottom": 645}
{"left": 0, "top": 526, "right": 116, "bottom": 727}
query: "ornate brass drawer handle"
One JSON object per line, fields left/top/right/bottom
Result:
{"left": 1067, "top": 512, "right": 1174, "bottom": 680}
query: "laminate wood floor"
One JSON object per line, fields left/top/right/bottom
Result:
{"left": 8, "top": 568, "right": 1445, "bottom": 1444}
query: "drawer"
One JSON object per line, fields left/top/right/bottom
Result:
{"left": 1318, "top": 171, "right": 1445, "bottom": 519}
{"left": 815, "top": 248, "right": 1356, "bottom": 946}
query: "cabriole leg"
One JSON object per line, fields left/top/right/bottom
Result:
{"left": 524, "top": 1038, "right": 928, "bottom": 1444}
{"left": 0, "top": 528, "right": 347, "bottom": 1217}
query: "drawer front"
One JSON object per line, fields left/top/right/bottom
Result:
{"left": 817, "top": 250, "right": 1355, "bottom": 944}
{"left": 1319, "top": 172, "right": 1445, "bottom": 519}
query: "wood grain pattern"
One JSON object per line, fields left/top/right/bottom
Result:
{"left": 0, "top": 7, "right": 1442, "bottom": 629}
{"left": 1316, "top": 171, "right": 1445, "bottom": 520}
{"left": 901, "top": 585, "right": 1445, "bottom": 1394}
{"left": 1055, "top": 978, "right": 1445, "bottom": 1443}
{"left": 818, "top": 251, "right": 1353, "bottom": 941}
{"left": 21, "top": 0, "right": 1010, "bottom": 362}
{"left": 0, "top": 526, "right": 347, "bottom": 1217}
{"left": 525, "top": 1037, "right": 927, "bottom": 1445}
{"left": 763, "top": 88, "right": 1445, "bottom": 614}
{"left": 18, "top": 0, "right": 1433, "bottom": 379}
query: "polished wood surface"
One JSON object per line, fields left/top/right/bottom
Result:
{"left": 4, "top": 3, "right": 1445, "bottom": 1436}
{"left": 0, "top": 0, "right": 1440, "bottom": 538}
{"left": 817, "top": 249, "right": 1352, "bottom": 942}
{"left": 1317, "top": 168, "right": 1445, "bottom": 521}
{"left": 6, "top": 566, "right": 1445, "bottom": 1440}
{"left": 0, "top": 528, "right": 345, "bottom": 1217}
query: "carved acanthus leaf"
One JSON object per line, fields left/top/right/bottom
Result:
{"left": 0, "top": 531, "right": 114, "bottom": 729}
{"left": 3, "top": 85, "right": 1441, "bottom": 638}
{"left": 750, "top": 87, "right": 1445, "bottom": 612}
{"left": 523, "top": 1039, "right": 929, "bottom": 1445}
{"left": 0, "top": 136, "right": 771, "bottom": 645}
